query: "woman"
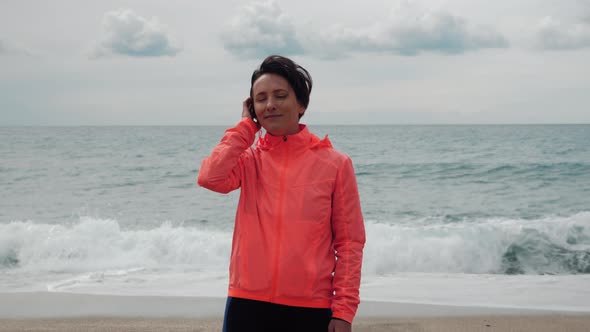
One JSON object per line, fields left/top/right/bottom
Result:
{"left": 198, "top": 55, "right": 365, "bottom": 332}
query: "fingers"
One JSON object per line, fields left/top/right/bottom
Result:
{"left": 242, "top": 97, "right": 252, "bottom": 118}
{"left": 328, "top": 320, "right": 336, "bottom": 332}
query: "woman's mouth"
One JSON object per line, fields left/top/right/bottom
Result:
{"left": 264, "top": 114, "right": 282, "bottom": 119}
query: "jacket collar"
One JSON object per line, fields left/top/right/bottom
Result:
{"left": 256, "top": 124, "right": 332, "bottom": 152}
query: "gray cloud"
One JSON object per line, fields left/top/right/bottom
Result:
{"left": 93, "top": 9, "right": 180, "bottom": 58}
{"left": 309, "top": 2, "right": 509, "bottom": 58}
{"left": 221, "top": 1, "right": 508, "bottom": 59}
{"left": 534, "top": 16, "right": 590, "bottom": 50}
{"left": 220, "top": 0, "right": 303, "bottom": 58}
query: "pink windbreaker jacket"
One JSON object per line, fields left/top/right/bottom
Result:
{"left": 197, "top": 118, "right": 366, "bottom": 323}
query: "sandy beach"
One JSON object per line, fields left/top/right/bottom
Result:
{"left": 1, "top": 292, "right": 590, "bottom": 331}
{"left": 2, "top": 316, "right": 590, "bottom": 332}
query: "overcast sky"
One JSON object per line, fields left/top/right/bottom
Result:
{"left": 1, "top": 0, "right": 589, "bottom": 125}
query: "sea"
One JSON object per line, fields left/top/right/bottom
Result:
{"left": 1, "top": 124, "right": 590, "bottom": 311}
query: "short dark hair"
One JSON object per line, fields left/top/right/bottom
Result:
{"left": 250, "top": 55, "right": 313, "bottom": 118}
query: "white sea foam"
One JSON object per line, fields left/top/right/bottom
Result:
{"left": 2, "top": 212, "right": 589, "bottom": 279}
{"left": 2, "top": 214, "right": 590, "bottom": 311}
{"left": 44, "top": 272, "right": 590, "bottom": 312}
{"left": 361, "top": 273, "right": 590, "bottom": 312}
{"left": 363, "top": 211, "right": 590, "bottom": 275}
{"left": 0, "top": 217, "right": 231, "bottom": 274}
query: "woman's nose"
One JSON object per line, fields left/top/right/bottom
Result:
{"left": 265, "top": 98, "right": 278, "bottom": 111}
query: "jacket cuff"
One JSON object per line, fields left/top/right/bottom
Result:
{"left": 239, "top": 117, "right": 259, "bottom": 137}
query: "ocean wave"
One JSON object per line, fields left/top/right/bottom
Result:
{"left": 0, "top": 217, "right": 231, "bottom": 273}
{"left": 1, "top": 212, "right": 590, "bottom": 276}
{"left": 354, "top": 162, "right": 590, "bottom": 181}
{"left": 502, "top": 229, "right": 590, "bottom": 274}
{"left": 362, "top": 212, "right": 590, "bottom": 275}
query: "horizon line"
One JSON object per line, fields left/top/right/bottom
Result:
{"left": 2, "top": 122, "right": 590, "bottom": 127}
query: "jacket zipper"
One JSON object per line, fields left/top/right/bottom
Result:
{"left": 271, "top": 137, "right": 289, "bottom": 301}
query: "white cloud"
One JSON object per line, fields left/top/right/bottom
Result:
{"left": 0, "top": 40, "right": 33, "bottom": 57}
{"left": 220, "top": 0, "right": 303, "bottom": 58}
{"left": 534, "top": 16, "right": 590, "bottom": 50}
{"left": 309, "top": 1, "right": 509, "bottom": 58}
{"left": 221, "top": 0, "right": 507, "bottom": 60}
{"left": 93, "top": 9, "right": 180, "bottom": 58}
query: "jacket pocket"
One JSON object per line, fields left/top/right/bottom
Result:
{"left": 276, "top": 219, "right": 326, "bottom": 299}
{"left": 232, "top": 222, "right": 272, "bottom": 293}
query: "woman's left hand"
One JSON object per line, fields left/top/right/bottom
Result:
{"left": 328, "top": 319, "right": 352, "bottom": 332}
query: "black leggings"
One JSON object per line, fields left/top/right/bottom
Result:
{"left": 223, "top": 297, "right": 332, "bottom": 332}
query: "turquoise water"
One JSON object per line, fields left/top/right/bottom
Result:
{"left": 1, "top": 124, "right": 589, "bottom": 278}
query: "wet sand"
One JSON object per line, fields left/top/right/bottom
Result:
{"left": 1, "top": 292, "right": 589, "bottom": 331}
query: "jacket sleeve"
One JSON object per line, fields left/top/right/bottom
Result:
{"left": 330, "top": 156, "right": 366, "bottom": 323}
{"left": 197, "top": 118, "right": 258, "bottom": 194}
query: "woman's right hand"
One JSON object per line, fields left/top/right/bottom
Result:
{"left": 242, "top": 97, "right": 253, "bottom": 118}
{"left": 242, "top": 97, "right": 260, "bottom": 128}
{"left": 242, "top": 97, "right": 252, "bottom": 119}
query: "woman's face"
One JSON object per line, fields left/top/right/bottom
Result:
{"left": 252, "top": 73, "right": 305, "bottom": 136}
